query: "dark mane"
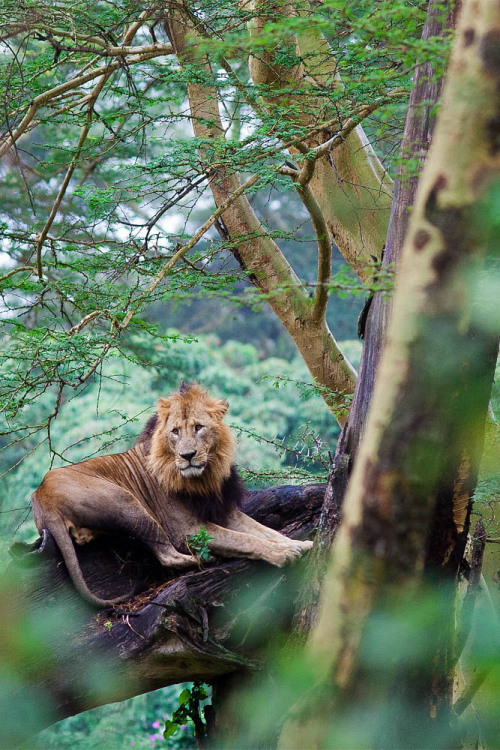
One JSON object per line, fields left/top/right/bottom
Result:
{"left": 134, "top": 414, "right": 158, "bottom": 452}
{"left": 174, "top": 465, "right": 245, "bottom": 525}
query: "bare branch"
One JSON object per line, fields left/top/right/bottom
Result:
{"left": 68, "top": 311, "right": 112, "bottom": 336}
{"left": 0, "top": 266, "right": 37, "bottom": 283}
{"left": 295, "top": 181, "right": 331, "bottom": 323}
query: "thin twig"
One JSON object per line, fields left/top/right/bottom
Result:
{"left": 0, "top": 51, "right": 166, "bottom": 158}
{"left": 117, "top": 172, "right": 261, "bottom": 331}
{"left": 35, "top": 71, "right": 111, "bottom": 278}
{"left": 0, "top": 266, "right": 36, "bottom": 283}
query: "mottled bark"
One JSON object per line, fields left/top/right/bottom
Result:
{"left": 279, "top": 0, "right": 500, "bottom": 745}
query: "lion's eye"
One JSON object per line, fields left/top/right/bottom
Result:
{"left": 194, "top": 424, "right": 203, "bottom": 433}
{"left": 172, "top": 428, "right": 180, "bottom": 436}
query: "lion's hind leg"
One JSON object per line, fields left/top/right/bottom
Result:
{"left": 44, "top": 471, "right": 198, "bottom": 571}
{"left": 153, "top": 545, "right": 198, "bottom": 568}
{"left": 92, "top": 490, "right": 198, "bottom": 570}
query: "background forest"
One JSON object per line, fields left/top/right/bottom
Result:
{"left": 1, "top": 0, "right": 500, "bottom": 748}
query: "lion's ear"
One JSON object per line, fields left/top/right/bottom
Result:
{"left": 157, "top": 397, "right": 171, "bottom": 419}
{"left": 210, "top": 397, "right": 229, "bottom": 420}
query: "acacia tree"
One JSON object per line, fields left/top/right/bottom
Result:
{"left": 0, "top": 0, "right": 421, "bottom": 433}
{"left": 1, "top": 1, "right": 500, "bottom": 748}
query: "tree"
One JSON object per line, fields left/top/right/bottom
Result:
{"left": 1, "top": 1, "right": 500, "bottom": 748}
{"left": 0, "top": 0, "right": 419, "bottom": 434}
{"left": 279, "top": 0, "right": 500, "bottom": 744}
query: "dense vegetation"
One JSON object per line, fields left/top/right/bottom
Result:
{"left": 1, "top": 0, "right": 500, "bottom": 747}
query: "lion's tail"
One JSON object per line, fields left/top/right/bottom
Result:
{"left": 45, "top": 514, "right": 133, "bottom": 608}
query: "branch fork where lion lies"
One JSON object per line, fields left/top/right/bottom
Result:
{"left": 4, "top": 483, "right": 325, "bottom": 738}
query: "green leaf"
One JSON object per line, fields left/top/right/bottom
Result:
{"left": 163, "top": 720, "right": 178, "bottom": 739}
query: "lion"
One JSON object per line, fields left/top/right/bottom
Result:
{"left": 31, "top": 383, "right": 313, "bottom": 607}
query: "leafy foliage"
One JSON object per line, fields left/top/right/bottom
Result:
{"left": 0, "top": 0, "right": 448, "bottom": 444}
{"left": 187, "top": 526, "right": 214, "bottom": 563}
{"left": 163, "top": 682, "right": 210, "bottom": 743}
{"left": 33, "top": 684, "right": 198, "bottom": 750}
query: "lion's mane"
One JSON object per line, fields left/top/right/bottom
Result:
{"left": 137, "top": 384, "right": 244, "bottom": 525}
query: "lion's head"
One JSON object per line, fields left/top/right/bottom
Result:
{"left": 147, "top": 383, "right": 236, "bottom": 496}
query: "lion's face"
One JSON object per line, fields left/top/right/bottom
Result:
{"left": 148, "top": 384, "right": 235, "bottom": 494}
{"left": 164, "top": 399, "right": 225, "bottom": 478}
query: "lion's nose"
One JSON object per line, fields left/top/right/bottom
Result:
{"left": 180, "top": 450, "right": 197, "bottom": 461}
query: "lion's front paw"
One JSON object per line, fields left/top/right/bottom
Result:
{"left": 270, "top": 539, "right": 313, "bottom": 567}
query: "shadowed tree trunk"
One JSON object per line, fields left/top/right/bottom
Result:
{"left": 295, "top": 0, "right": 456, "bottom": 636}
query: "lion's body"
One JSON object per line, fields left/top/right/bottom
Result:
{"left": 32, "top": 384, "right": 312, "bottom": 606}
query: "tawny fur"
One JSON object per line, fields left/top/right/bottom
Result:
{"left": 31, "top": 383, "right": 313, "bottom": 607}
{"left": 147, "top": 384, "right": 235, "bottom": 497}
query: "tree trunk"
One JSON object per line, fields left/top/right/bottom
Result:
{"left": 295, "top": 0, "right": 454, "bottom": 637}
{"left": 278, "top": 0, "right": 500, "bottom": 745}
{"left": 245, "top": 0, "right": 393, "bottom": 280}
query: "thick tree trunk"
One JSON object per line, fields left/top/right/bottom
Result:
{"left": 1, "top": 484, "right": 323, "bottom": 746}
{"left": 279, "top": 0, "right": 500, "bottom": 745}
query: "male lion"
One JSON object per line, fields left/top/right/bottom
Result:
{"left": 32, "top": 383, "right": 313, "bottom": 607}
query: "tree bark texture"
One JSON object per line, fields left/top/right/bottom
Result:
{"left": 279, "top": 0, "right": 500, "bottom": 745}
{"left": 245, "top": 0, "right": 393, "bottom": 280}
{"left": 346, "top": 0, "right": 452, "bottom": 454}
{"left": 295, "top": 0, "right": 453, "bottom": 637}
{"left": 1, "top": 484, "right": 324, "bottom": 745}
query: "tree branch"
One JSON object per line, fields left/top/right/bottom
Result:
{"left": 294, "top": 181, "right": 331, "bottom": 323}
{"left": 4, "top": 483, "right": 325, "bottom": 742}
{"left": 164, "top": 1, "right": 356, "bottom": 424}
{"left": 0, "top": 6, "right": 172, "bottom": 160}
{"left": 244, "top": 0, "right": 394, "bottom": 279}
{"left": 35, "top": 72, "right": 111, "bottom": 279}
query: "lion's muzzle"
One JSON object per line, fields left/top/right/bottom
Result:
{"left": 178, "top": 448, "right": 206, "bottom": 477}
